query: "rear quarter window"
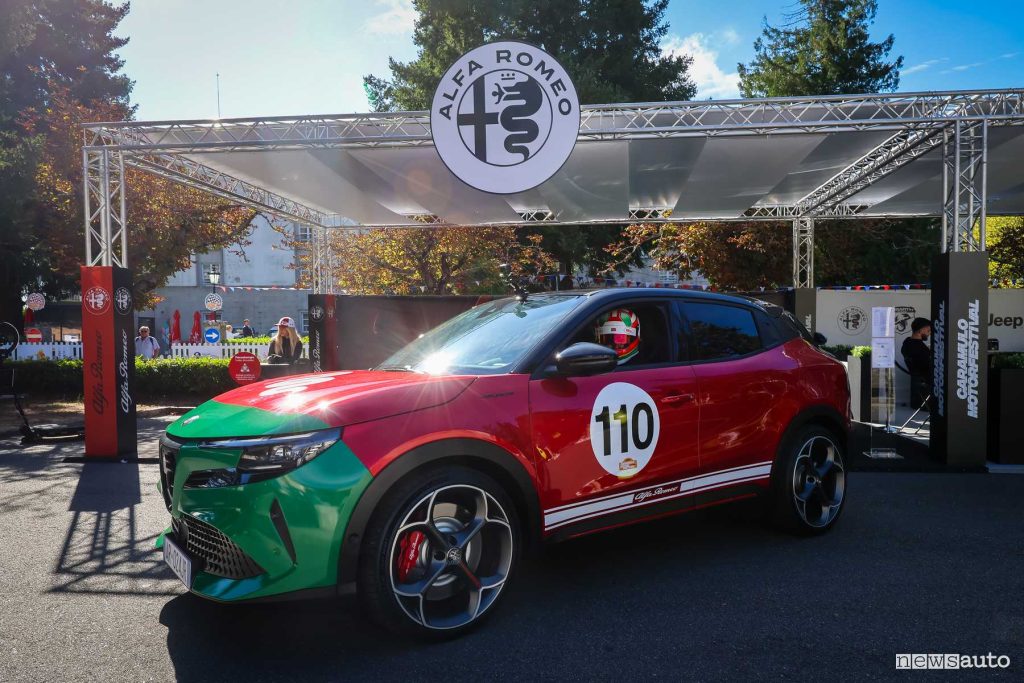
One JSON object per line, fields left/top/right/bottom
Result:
{"left": 681, "top": 302, "right": 762, "bottom": 361}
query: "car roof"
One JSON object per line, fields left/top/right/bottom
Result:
{"left": 525, "top": 287, "right": 771, "bottom": 309}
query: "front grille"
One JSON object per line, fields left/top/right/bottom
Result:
{"left": 173, "top": 515, "right": 264, "bottom": 579}
{"left": 159, "top": 436, "right": 179, "bottom": 511}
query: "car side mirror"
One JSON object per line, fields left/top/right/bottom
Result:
{"left": 553, "top": 342, "right": 618, "bottom": 377}
{"left": 813, "top": 332, "right": 828, "bottom": 346}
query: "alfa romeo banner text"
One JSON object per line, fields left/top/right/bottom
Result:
{"left": 81, "top": 265, "right": 137, "bottom": 457}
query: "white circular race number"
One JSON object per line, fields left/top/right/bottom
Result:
{"left": 589, "top": 382, "right": 660, "bottom": 479}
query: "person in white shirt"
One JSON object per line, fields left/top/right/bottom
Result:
{"left": 136, "top": 326, "right": 161, "bottom": 359}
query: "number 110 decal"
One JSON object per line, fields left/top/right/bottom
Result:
{"left": 589, "top": 382, "right": 661, "bottom": 478}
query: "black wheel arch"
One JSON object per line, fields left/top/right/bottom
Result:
{"left": 776, "top": 404, "right": 849, "bottom": 462}
{"left": 337, "top": 438, "right": 541, "bottom": 589}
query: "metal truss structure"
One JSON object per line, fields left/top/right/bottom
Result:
{"left": 942, "top": 120, "right": 987, "bottom": 253}
{"left": 82, "top": 89, "right": 1024, "bottom": 289}
{"left": 792, "top": 217, "right": 815, "bottom": 289}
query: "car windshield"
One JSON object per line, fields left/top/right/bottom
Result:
{"left": 377, "top": 295, "right": 584, "bottom": 375}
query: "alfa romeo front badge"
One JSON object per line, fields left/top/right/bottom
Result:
{"left": 430, "top": 40, "right": 580, "bottom": 195}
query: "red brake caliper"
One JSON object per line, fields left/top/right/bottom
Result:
{"left": 396, "top": 530, "right": 426, "bottom": 582}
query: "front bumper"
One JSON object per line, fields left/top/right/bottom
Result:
{"left": 158, "top": 434, "right": 372, "bottom": 602}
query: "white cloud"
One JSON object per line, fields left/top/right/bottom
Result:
{"left": 903, "top": 58, "right": 947, "bottom": 76}
{"left": 662, "top": 32, "right": 741, "bottom": 100}
{"left": 364, "top": 0, "right": 416, "bottom": 36}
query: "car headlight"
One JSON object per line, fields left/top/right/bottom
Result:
{"left": 184, "top": 428, "right": 341, "bottom": 488}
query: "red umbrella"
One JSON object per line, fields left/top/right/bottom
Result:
{"left": 189, "top": 311, "right": 202, "bottom": 343}
{"left": 23, "top": 307, "right": 34, "bottom": 326}
{"left": 170, "top": 309, "right": 181, "bottom": 343}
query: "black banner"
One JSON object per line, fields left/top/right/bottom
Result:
{"left": 306, "top": 294, "right": 337, "bottom": 372}
{"left": 930, "top": 252, "right": 988, "bottom": 467}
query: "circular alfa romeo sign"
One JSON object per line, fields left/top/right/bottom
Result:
{"left": 431, "top": 41, "right": 580, "bottom": 194}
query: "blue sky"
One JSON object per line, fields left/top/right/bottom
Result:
{"left": 116, "top": 0, "right": 1023, "bottom": 120}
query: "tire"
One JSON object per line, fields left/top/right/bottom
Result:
{"left": 358, "top": 465, "right": 520, "bottom": 639}
{"left": 768, "top": 424, "right": 847, "bottom": 535}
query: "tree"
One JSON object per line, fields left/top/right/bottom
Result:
{"left": 367, "top": 0, "right": 694, "bottom": 111}
{"left": 0, "top": 1, "right": 256, "bottom": 325}
{"left": 607, "top": 218, "right": 938, "bottom": 290}
{"left": 305, "top": 226, "right": 557, "bottom": 295}
{"left": 737, "top": 0, "right": 903, "bottom": 97}
{"left": 988, "top": 216, "right": 1024, "bottom": 287}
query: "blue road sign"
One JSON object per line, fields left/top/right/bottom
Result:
{"left": 204, "top": 327, "right": 221, "bottom": 344}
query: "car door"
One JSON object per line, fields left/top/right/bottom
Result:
{"left": 529, "top": 300, "right": 701, "bottom": 536}
{"left": 678, "top": 300, "right": 785, "bottom": 487}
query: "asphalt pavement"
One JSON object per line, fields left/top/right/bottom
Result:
{"left": 0, "top": 419, "right": 1022, "bottom": 682}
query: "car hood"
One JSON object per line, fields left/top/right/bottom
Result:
{"left": 167, "top": 370, "right": 475, "bottom": 439}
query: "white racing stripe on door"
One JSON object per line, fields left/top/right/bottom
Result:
{"left": 543, "top": 462, "right": 772, "bottom": 530}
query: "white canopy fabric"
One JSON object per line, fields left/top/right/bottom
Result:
{"left": 85, "top": 90, "right": 1024, "bottom": 228}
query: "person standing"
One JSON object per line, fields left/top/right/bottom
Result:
{"left": 900, "top": 317, "right": 932, "bottom": 408}
{"left": 240, "top": 319, "right": 255, "bottom": 338}
{"left": 268, "top": 317, "right": 303, "bottom": 364}
{"left": 135, "top": 325, "right": 161, "bottom": 360}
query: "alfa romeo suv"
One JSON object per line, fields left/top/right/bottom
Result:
{"left": 158, "top": 289, "right": 850, "bottom": 637}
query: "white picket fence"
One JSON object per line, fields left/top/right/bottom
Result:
{"left": 11, "top": 342, "right": 84, "bottom": 360}
{"left": 169, "top": 342, "right": 311, "bottom": 360}
{"left": 11, "top": 341, "right": 307, "bottom": 361}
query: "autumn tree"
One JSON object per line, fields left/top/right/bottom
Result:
{"left": 988, "top": 216, "right": 1024, "bottom": 287}
{"left": 1, "top": 0, "right": 255, "bottom": 323}
{"left": 298, "top": 226, "right": 557, "bottom": 295}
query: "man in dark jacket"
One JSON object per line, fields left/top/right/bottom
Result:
{"left": 240, "top": 319, "right": 255, "bottom": 338}
{"left": 901, "top": 317, "right": 932, "bottom": 407}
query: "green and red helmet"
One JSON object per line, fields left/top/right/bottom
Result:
{"left": 595, "top": 307, "right": 640, "bottom": 363}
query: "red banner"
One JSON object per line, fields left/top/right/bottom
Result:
{"left": 81, "top": 266, "right": 137, "bottom": 457}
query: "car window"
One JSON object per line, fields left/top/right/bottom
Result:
{"left": 563, "top": 302, "right": 672, "bottom": 368}
{"left": 681, "top": 302, "right": 762, "bottom": 360}
{"left": 378, "top": 295, "right": 584, "bottom": 375}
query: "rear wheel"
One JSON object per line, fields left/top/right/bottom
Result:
{"left": 358, "top": 466, "right": 519, "bottom": 638}
{"left": 769, "top": 425, "right": 846, "bottom": 535}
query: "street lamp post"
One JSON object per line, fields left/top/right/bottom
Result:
{"left": 207, "top": 264, "right": 221, "bottom": 322}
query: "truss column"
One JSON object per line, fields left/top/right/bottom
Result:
{"left": 308, "top": 224, "right": 333, "bottom": 294}
{"left": 83, "top": 147, "right": 128, "bottom": 267}
{"left": 792, "top": 217, "right": 814, "bottom": 289}
{"left": 942, "top": 119, "right": 987, "bottom": 253}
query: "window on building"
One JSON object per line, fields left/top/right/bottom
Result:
{"left": 295, "top": 225, "right": 312, "bottom": 242}
{"left": 201, "top": 262, "right": 222, "bottom": 285}
{"left": 681, "top": 302, "right": 761, "bottom": 361}
{"left": 299, "top": 311, "right": 309, "bottom": 333}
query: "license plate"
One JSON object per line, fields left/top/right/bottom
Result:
{"left": 163, "top": 536, "right": 193, "bottom": 589}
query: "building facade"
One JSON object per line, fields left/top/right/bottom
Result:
{"left": 139, "top": 215, "right": 310, "bottom": 341}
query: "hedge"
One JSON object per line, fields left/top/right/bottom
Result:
{"left": 10, "top": 357, "right": 235, "bottom": 399}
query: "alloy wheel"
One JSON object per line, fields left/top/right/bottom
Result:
{"left": 388, "top": 484, "right": 514, "bottom": 630}
{"left": 791, "top": 435, "right": 845, "bottom": 528}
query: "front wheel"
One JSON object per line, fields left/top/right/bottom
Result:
{"left": 769, "top": 425, "right": 847, "bottom": 535}
{"left": 358, "top": 466, "right": 519, "bottom": 638}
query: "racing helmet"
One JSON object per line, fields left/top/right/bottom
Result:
{"left": 595, "top": 308, "right": 640, "bottom": 364}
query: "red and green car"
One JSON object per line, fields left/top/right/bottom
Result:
{"left": 158, "top": 289, "right": 850, "bottom": 636}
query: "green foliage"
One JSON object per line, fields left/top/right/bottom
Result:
{"left": 991, "top": 353, "right": 1024, "bottom": 370}
{"left": 367, "top": 0, "right": 695, "bottom": 111}
{"left": 11, "top": 357, "right": 236, "bottom": 399}
{"left": 988, "top": 216, "right": 1024, "bottom": 287}
{"left": 738, "top": 0, "right": 902, "bottom": 97}
{"left": 851, "top": 345, "right": 872, "bottom": 358}
{"left": 821, "top": 344, "right": 854, "bottom": 359}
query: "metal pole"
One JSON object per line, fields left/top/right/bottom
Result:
{"left": 953, "top": 121, "right": 961, "bottom": 253}
{"left": 118, "top": 150, "right": 128, "bottom": 268}
{"left": 979, "top": 119, "right": 988, "bottom": 250}
{"left": 941, "top": 127, "right": 949, "bottom": 253}
{"left": 83, "top": 147, "right": 92, "bottom": 265}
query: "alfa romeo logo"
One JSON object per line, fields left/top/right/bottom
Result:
{"left": 444, "top": 546, "right": 463, "bottom": 567}
{"left": 84, "top": 286, "right": 110, "bottom": 315}
{"left": 114, "top": 287, "right": 132, "bottom": 315}
{"left": 431, "top": 41, "right": 580, "bottom": 194}
{"left": 310, "top": 305, "right": 324, "bottom": 321}
{"left": 838, "top": 306, "right": 866, "bottom": 335}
